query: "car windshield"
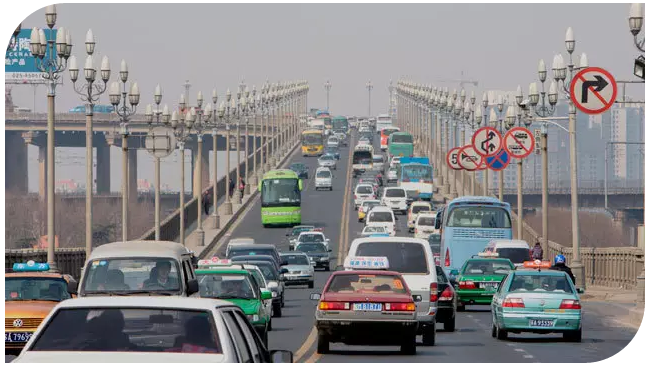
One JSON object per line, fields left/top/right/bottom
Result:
{"left": 462, "top": 260, "right": 513, "bottom": 275}
{"left": 373, "top": 157, "right": 383, "bottom": 164}
{"left": 198, "top": 274, "right": 257, "bottom": 299}
{"left": 385, "top": 188, "right": 406, "bottom": 197}
{"left": 446, "top": 206, "right": 512, "bottom": 228}
{"left": 5, "top": 277, "right": 71, "bottom": 302}
{"left": 364, "top": 226, "right": 387, "bottom": 233}
{"left": 412, "top": 205, "right": 430, "bottom": 214}
{"left": 317, "top": 171, "right": 331, "bottom": 178}
{"left": 302, "top": 133, "right": 323, "bottom": 145}
{"left": 509, "top": 274, "right": 573, "bottom": 293}
{"left": 498, "top": 248, "right": 532, "bottom": 264}
{"left": 428, "top": 235, "right": 441, "bottom": 252}
{"left": 247, "top": 269, "right": 266, "bottom": 287}
{"left": 353, "top": 151, "right": 372, "bottom": 164}
{"left": 228, "top": 248, "right": 275, "bottom": 259}
{"left": 320, "top": 155, "right": 334, "bottom": 160}
{"left": 325, "top": 274, "right": 407, "bottom": 294}
{"left": 30, "top": 308, "right": 222, "bottom": 353}
{"left": 356, "top": 242, "right": 428, "bottom": 274}
{"left": 296, "top": 242, "right": 327, "bottom": 253}
{"left": 281, "top": 254, "right": 310, "bottom": 265}
{"left": 291, "top": 227, "right": 313, "bottom": 236}
{"left": 328, "top": 137, "right": 338, "bottom": 142}
{"left": 362, "top": 201, "right": 380, "bottom": 207}
{"left": 356, "top": 186, "right": 373, "bottom": 194}
{"left": 298, "top": 233, "right": 325, "bottom": 243}
{"left": 81, "top": 258, "right": 181, "bottom": 294}
{"left": 368, "top": 212, "right": 393, "bottom": 223}
{"left": 418, "top": 216, "right": 435, "bottom": 226}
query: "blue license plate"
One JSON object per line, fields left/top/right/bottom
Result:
{"left": 353, "top": 302, "right": 382, "bottom": 311}
{"left": 5, "top": 332, "right": 33, "bottom": 343}
{"left": 529, "top": 319, "right": 554, "bottom": 327}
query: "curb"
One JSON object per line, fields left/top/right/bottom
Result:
{"left": 197, "top": 141, "right": 301, "bottom": 259}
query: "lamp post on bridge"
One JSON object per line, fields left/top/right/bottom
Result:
{"left": 218, "top": 89, "right": 236, "bottom": 215}
{"left": 108, "top": 60, "right": 140, "bottom": 242}
{"left": 170, "top": 102, "right": 192, "bottom": 244}
{"left": 366, "top": 80, "right": 373, "bottom": 117}
{"left": 248, "top": 86, "right": 261, "bottom": 190}
{"left": 629, "top": 4, "right": 645, "bottom": 79}
{"left": 191, "top": 92, "right": 212, "bottom": 248}
{"left": 68, "top": 28, "right": 111, "bottom": 258}
{"left": 30, "top": 5, "right": 73, "bottom": 272}
{"left": 209, "top": 88, "right": 220, "bottom": 229}
{"left": 324, "top": 80, "right": 331, "bottom": 111}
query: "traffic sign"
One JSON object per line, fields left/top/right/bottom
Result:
{"left": 485, "top": 149, "right": 510, "bottom": 171}
{"left": 446, "top": 147, "right": 463, "bottom": 170}
{"left": 570, "top": 67, "right": 617, "bottom": 115}
{"left": 458, "top": 145, "right": 483, "bottom": 171}
{"left": 145, "top": 126, "right": 177, "bottom": 158}
{"left": 503, "top": 127, "right": 535, "bottom": 159}
{"left": 534, "top": 129, "right": 541, "bottom": 155}
{"left": 471, "top": 126, "right": 502, "bottom": 157}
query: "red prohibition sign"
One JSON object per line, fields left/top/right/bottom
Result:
{"left": 458, "top": 145, "right": 483, "bottom": 171}
{"left": 446, "top": 147, "right": 463, "bottom": 170}
{"left": 503, "top": 127, "right": 535, "bottom": 159}
{"left": 569, "top": 67, "right": 617, "bottom": 115}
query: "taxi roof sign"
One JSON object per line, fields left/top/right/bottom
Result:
{"left": 522, "top": 260, "right": 552, "bottom": 269}
{"left": 368, "top": 233, "right": 390, "bottom": 237}
{"left": 477, "top": 252, "right": 500, "bottom": 258}
{"left": 344, "top": 256, "right": 390, "bottom": 270}
{"left": 197, "top": 257, "right": 232, "bottom": 267}
{"left": 13, "top": 260, "right": 50, "bottom": 272}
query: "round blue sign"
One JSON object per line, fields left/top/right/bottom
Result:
{"left": 485, "top": 149, "right": 510, "bottom": 171}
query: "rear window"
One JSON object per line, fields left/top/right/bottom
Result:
{"left": 368, "top": 211, "right": 393, "bottom": 223}
{"left": 298, "top": 234, "right": 324, "bottom": 243}
{"left": 373, "top": 157, "right": 383, "bottom": 164}
{"left": 325, "top": 274, "right": 407, "bottom": 294}
{"left": 418, "top": 216, "right": 435, "bottom": 226}
{"left": 316, "top": 171, "right": 331, "bottom": 178}
{"left": 462, "top": 260, "right": 513, "bottom": 275}
{"left": 412, "top": 206, "right": 430, "bottom": 214}
{"left": 385, "top": 188, "right": 406, "bottom": 198}
{"left": 497, "top": 248, "right": 531, "bottom": 264}
{"left": 281, "top": 254, "right": 309, "bottom": 265}
{"left": 356, "top": 186, "right": 373, "bottom": 194}
{"left": 356, "top": 242, "right": 429, "bottom": 274}
{"left": 391, "top": 135, "right": 413, "bottom": 144}
{"left": 228, "top": 248, "right": 275, "bottom": 259}
{"left": 509, "top": 274, "right": 573, "bottom": 293}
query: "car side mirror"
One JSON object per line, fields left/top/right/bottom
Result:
{"left": 267, "top": 281, "right": 279, "bottom": 289}
{"left": 413, "top": 295, "right": 423, "bottom": 302}
{"left": 326, "top": 239, "right": 330, "bottom": 242}
{"left": 270, "top": 350, "right": 294, "bottom": 363}
{"left": 261, "top": 290, "right": 273, "bottom": 300}
{"left": 67, "top": 280, "right": 79, "bottom": 295}
{"left": 280, "top": 268, "right": 289, "bottom": 274}
{"left": 310, "top": 293, "right": 321, "bottom": 300}
{"left": 577, "top": 288, "right": 585, "bottom": 294}
{"left": 186, "top": 279, "right": 199, "bottom": 295}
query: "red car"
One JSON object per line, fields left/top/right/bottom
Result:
{"left": 310, "top": 257, "right": 419, "bottom": 355}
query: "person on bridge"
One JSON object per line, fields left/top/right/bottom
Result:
{"left": 550, "top": 254, "right": 576, "bottom": 285}
{"left": 229, "top": 179, "right": 235, "bottom": 198}
{"left": 202, "top": 190, "right": 211, "bottom": 215}
{"left": 238, "top": 177, "right": 246, "bottom": 192}
{"left": 531, "top": 241, "right": 544, "bottom": 261}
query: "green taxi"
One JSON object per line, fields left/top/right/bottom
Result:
{"left": 491, "top": 260, "right": 583, "bottom": 342}
{"left": 455, "top": 254, "right": 514, "bottom": 311}
{"left": 196, "top": 259, "right": 272, "bottom": 345}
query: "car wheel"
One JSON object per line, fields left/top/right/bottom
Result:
{"left": 491, "top": 323, "right": 497, "bottom": 338}
{"left": 273, "top": 303, "right": 282, "bottom": 317}
{"left": 400, "top": 334, "right": 417, "bottom": 355}
{"left": 496, "top": 325, "right": 508, "bottom": 340}
{"left": 422, "top": 325, "right": 436, "bottom": 346}
{"left": 268, "top": 318, "right": 273, "bottom": 331}
{"left": 457, "top": 304, "right": 465, "bottom": 312}
{"left": 444, "top": 317, "right": 456, "bottom": 332}
{"left": 564, "top": 329, "right": 582, "bottom": 342}
{"left": 281, "top": 293, "right": 285, "bottom": 307}
{"left": 308, "top": 281, "right": 314, "bottom": 288}
{"left": 262, "top": 329, "right": 269, "bottom": 348}
{"left": 317, "top": 332, "right": 330, "bottom": 354}
{"left": 324, "top": 264, "right": 330, "bottom": 271}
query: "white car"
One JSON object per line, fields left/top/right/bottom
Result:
{"left": 11, "top": 296, "right": 294, "bottom": 363}
{"left": 279, "top": 252, "right": 315, "bottom": 288}
{"left": 372, "top": 155, "right": 385, "bottom": 173}
{"left": 414, "top": 212, "right": 438, "bottom": 239}
{"left": 318, "top": 154, "right": 337, "bottom": 170}
{"left": 354, "top": 183, "right": 377, "bottom": 209}
{"left": 239, "top": 264, "right": 274, "bottom": 323}
{"left": 361, "top": 225, "right": 390, "bottom": 237}
{"left": 387, "top": 165, "right": 399, "bottom": 183}
{"left": 365, "top": 206, "right": 397, "bottom": 236}
{"left": 315, "top": 167, "right": 333, "bottom": 191}
{"left": 358, "top": 199, "right": 381, "bottom": 222}
{"left": 381, "top": 187, "right": 408, "bottom": 214}
{"left": 358, "top": 136, "right": 371, "bottom": 146}
{"left": 327, "top": 136, "right": 339, "bottom": 148}
{"left": 483, "top": 239, "right": 532, "bottom": 268}
{"left": 408, "top": 201, "right": 433, "bottom": 231}
{"left": 295, "top": 231, "right": 330, "bottom": 250}
{"left": 390, "top": 156, "right": 401, "bottom": 167}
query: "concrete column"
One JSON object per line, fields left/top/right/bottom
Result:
{"left": 96, "top": 143, "right": 111, "bottom": 194}
{"left": 128, "top": 148, "right": 138, "bottom": 204}
{"left": 38, "top": 145, "right": 47, "bottom": 201}
{"left": 192, "top": 143, "right": 210, "bottom": 198}
{"left": 5, "top": 131, "right": 28, "bottom": 193}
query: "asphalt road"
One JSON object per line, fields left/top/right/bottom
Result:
{"left": 206, "top": 130, "right": 638, "bottom": 363}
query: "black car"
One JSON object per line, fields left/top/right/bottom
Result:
{"left": 323, "top": 147, "right": 340, "bottom": 160}
{"left": 435, "top": 265, "right": 457, "bottom": 332}
{"left": 289, "top": 163, "right": 309, "bottom": 179}
{"left": 294, "top": 242, "right": 332, "bottom": 271}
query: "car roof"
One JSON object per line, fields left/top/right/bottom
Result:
{"left": 488, "top": 239, "right": 530, "bottom": 248}
{"left": 89, "top": 241, "right": 191, "bottom": 259}
{"left": 229, "top": 244, "right": 277, "bottom": 250}
{"left": 293, "top": 225, "right": 315, "bottom": 229}
{"left": 355, "top": 183, "right": 374, "bottom": 189}
{"left": 195, "top": 268, "right": 250, "bottom": 275}
{"left": 465, "top": 257, "right": 513, "bottom": 264}
{"left": 411, "top": 201, "right": 432, "bottom": 207}
{"left": 329, "top": 270, "right": 402, "bottom": 277}
{"left": 299, "top": 231, "right": 324, "bottom": 236}
{"left": 512, "top": 269, "right": 569, "bottom": 276}
{"left": 54, "top": 296, "right": 236, "bottom": 309}
{"left": 368, "top": 206, "right": 393, "bottom": 213}
{"left": 280, "top": 252, "right": 309, "bottom": 257}
{"left": 316, "top": 166, "right": 331, "bottom": 171}
{"left": 5, "top": 272, "right": 71, "bottom": 281}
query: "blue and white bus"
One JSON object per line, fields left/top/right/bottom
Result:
{"left": 436, "top": 196, "right": 513, "bottom": 275}
{"left": 398, "top": 157, "right": 434, "bottom": 201}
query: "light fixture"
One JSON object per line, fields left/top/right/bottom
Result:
{"left": 634, "top": 55, "right": 645, "bottom": 80}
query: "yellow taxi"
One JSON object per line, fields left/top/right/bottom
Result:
{"left": 5, "top": 261, "right": 75, "bottom": 354}
{"left": 357, "top": 199, "right": 381, "bottom": 222}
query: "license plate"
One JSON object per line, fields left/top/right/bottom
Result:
{"left": 481, "top": 282, "right": 498, "bottom": 291}
{"left": 529, "top": 319, "right": 555, "bottom": 327}
{"left": 353, "top": 302, "right": 382, "bottom": 311}
{"left": 5, "top": 332, "right": 33, "bottom": 343}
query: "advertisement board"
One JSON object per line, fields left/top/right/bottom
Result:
{"left": 5, "top": 29, "right": 57, "bottom": 84}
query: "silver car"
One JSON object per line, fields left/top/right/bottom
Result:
{"left": 315, "top": 167, "right": 333, "bottom": 191}
{"left": 318, "top": 154, "right": 337, "bottom": 170}
{"left": 279, "top": 252, "right": 315, "bottom": 288}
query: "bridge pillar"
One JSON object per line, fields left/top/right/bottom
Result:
{"left": 128, "top": 148, "right": 138, "bottom": 204}
{"left": 96, "top": 143, "right": 111, "bottom": 194}
{"left": 5, "top": 131, "right": 28, "bottom": 194}
{"left": 192, "top": 143, "right": 210, "bottom": 198}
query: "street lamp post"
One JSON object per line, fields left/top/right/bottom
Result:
{"left": 144, "top": 94, "right": 170, "bottom": 241}
{"left": 69, "top": 29, "right": 110, "bottom": 257}
{"left": 249, "top": 86, "right": 260, "bottom": 188}
{"left": 325, "top": 80, "right": 331, "bottom": 111}
{"left": 170, "top": 105, "right": 192, "bottom": 244}
{"left": 108, "top": 60, "right": 139, "bottom": 242}
{"left": 629, "top": 4, "right": 645, "bottom": 52}
{"left": 366, "top": 80, "right": 373, "bottom": 117}
{"left": 210, "top": 88, "right": 220, "bottom": 229}
{"left": 219, "top": 90, "right": 235, "bottom": 215}
{"left": 192, "top": 92, "right": 212, "bottom": 248}
{"left": 30, "top": 5, "right": 72, "bottom": 271}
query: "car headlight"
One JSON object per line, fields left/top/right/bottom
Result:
{"left": 247, "top": 314, "right": 260, "bottom": 322}
{"left": 320, "top": 257, "right": 329, "bottom": 261}
{"left": 271, "top": 291, "right": 278, "bottom": 298}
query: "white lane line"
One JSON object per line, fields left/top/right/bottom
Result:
{"left": 514, "top": 348, "right": 525, "bottom": 352}
{"left": 523, "top": 355, "right": 534, "bottom": 359}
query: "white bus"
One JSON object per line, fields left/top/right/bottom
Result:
{"left": 352, "top": 144, "right": 373, "bottom": 177}
{"left": 376, "top": 114, "right": 393, "bottom": 133}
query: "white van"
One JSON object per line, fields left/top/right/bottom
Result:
{"left": 483, "top": 239, "right": 531, "bottom": 268}
{"left": 354, "top": 183, "right": 376, "bottom": 209}
{"left": 381, "top": 187, "right": 408, "bottom": 214}
{"left": 372, "top": 155, "right": 385, "bottom": 173}
{"left": 414, "top": 212, "right": 438, "bottom": 239}
{"left": 315, "top": 167, "right": 333, "bottom": 191}
{"left": 347, "top": 237, "right": 439, "bottom": 346}
{"left": 365, "top": 206, "right": 396, "bottom": 236}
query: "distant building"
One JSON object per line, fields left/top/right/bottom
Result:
{"left": 55, "top": 179, "right": 79, "bottom": 193}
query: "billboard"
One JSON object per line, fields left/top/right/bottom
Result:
{"left": 5, "top": 28, "right": 57, "bottom": 84}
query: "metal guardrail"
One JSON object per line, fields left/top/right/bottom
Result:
{"left": 500, "top": 187, "right": 644, "bottom": 195}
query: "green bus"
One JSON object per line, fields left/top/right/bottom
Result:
{"left": 259, "top": 169, "right": 304, "bottom": 227}
{"left": 388, "top": 132, "right": 414, "bottom": 158}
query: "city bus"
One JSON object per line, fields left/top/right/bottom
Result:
{"left": 380, "top": 126, "right": 400, "bottom": 151}
{"left": 301, "top": 129, "right": 324, "bottom": 156}
{"left": 352, "top": 143, "right": 373, "bottom": 177}
{"left": 398, "top": 157, "right": 434, "bottom": 201}
{"left": 332, "top": 115, "right": 349, "bottom": 133}
{"left": 388, "top": 132, "right": 414, "bottom": 158}
{"left": 259, "top": 170, "right": 304, "bottom": 227}
{"left": 323, "top": 116, "right": 333, "bottom": 132}
{"left": 375, "top": 114, "right": 393, "bottom": 133}
{"left": 436, "top": 196, "right": 513, "bottom": 276}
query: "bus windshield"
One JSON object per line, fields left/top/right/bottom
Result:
{"left": 302, "top": 133, "right": 323, "bottom": 145}
{"left": 401, "top": 164, "right": 433, "bottom": 181}
{"left": 382, "top": 129, "right": 399, "bottom": 137}
{"left": 261, "top": 178, "right": 301, "bottom": 207}
{"left": 446, "top": 206, "right": 512, "bottom": 228}
{"left": 391, "top": 135, "right": 413, "bottom": 144}
{"left": 353, "top": 151, "right": 372, "bottom": 164}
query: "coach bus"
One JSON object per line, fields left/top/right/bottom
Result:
{"left": 260, "top": 170, "right": 304, "bottom": 227}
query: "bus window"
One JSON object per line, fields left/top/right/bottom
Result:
{"left": 446, "top": 206, "right": 511, "bottom": 228}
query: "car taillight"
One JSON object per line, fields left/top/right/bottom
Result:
{"left": 502, "top": 298, "right": 525, "bottom": 308}
{"left": 559, "top": 299, "right": 581, "bottom": 310}
{"left": 430, "top": 282, "right": 438, "bottom": 302}
{"left": 459, "top": 281, "right": 476, "bottom": 289}
{"left": 319, "top": 301, "right": 350, "bottom": 310}
{"left": 354, "top": 195, "right": 357, "bottom": 199}
{"left": 384, "top": 302, "right": 416, "bottom": 311}
{"left": 439, "top": 286, "right": 454, "bottom": 301}
{"left": 444, "top": 248, "right": 450, "bottom": 267}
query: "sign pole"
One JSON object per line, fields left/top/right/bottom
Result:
{"left": 517, "top": 157, "right": 523, "bottom": 239}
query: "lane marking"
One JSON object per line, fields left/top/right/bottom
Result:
{"left": 292, "top": 327, "right": 317, "bottom": 363}
{"left": 523, "top": 355, "right": 534, "bottom": 359}
{"left": 515, "top": 348, "right": 525, "bottom": 352}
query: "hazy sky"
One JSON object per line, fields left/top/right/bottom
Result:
{"left": 7, "top": 3, "right": 644, "bottom": 116}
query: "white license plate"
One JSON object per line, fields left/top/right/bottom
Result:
{"left": 5, "top": 332, "right": 33, "bottom": 343}
{"left": 481, "top": 282, "right": 498, "bottom": 290}
{"left": 529, "top": 319, "right": 555, "bottom": 327}
{"left": 353, "top": 302, "right": 382, "bottom": 311}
